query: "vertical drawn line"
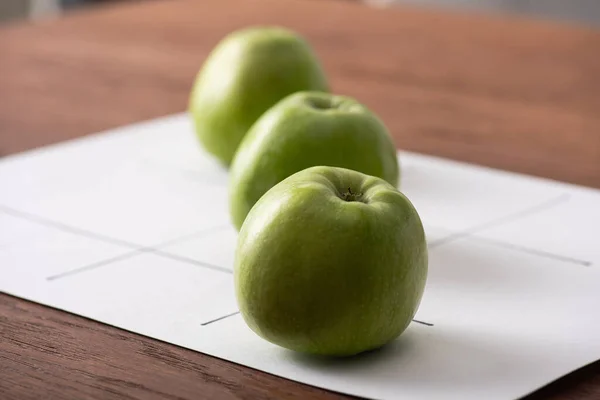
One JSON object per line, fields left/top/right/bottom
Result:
{"left": 47, "top": 251, "right": 143, "bottom": 281}
{"left": 0, "top": 205, "right": 231, "bottom": 255}
{"left": 46, "top": 247, "right": 232, "bottom": 281}
{"left": 428, "top": 193, "right": 570, "bottom": 249}
{"left": 469, "top": 236, "right": 592, "bottom": 267}
{"left": 0, "top": 202, "right": 235, "bottom": 280}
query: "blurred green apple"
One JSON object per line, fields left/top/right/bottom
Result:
{"left": 228, "top": 91, "right": 399, "bottom": 230}
{"left": 234, "top": 166, "right": 427, "bottom": 356}
{"left": 188, "top": 26, "right": 329, "bottom": 166}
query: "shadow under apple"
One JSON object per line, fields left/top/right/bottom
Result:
{"left": 282, "top": 322, "right": 555, "bottom": 398}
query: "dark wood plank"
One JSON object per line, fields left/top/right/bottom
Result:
{"left": 0, "top": 0, "right": 599, "bottom": 399}
{"left": 0, "top": 0, "right": 599, "bottom": 186}
{"left": 0, "top": 294, "right": 348, "bottom": 400}
{"left": 2, "top": 292, "right": 599, "bottom": 400}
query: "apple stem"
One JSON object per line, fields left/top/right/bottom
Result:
{"left": 342, "top": 187, "right": 362, "bottom": 202}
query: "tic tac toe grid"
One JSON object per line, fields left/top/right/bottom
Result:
{"left": 1, "top": 114, "right": 599, "bottom": 400}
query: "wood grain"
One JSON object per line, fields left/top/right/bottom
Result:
{"left": 0, "top": 294, "right": 348, "bottom": 400}
{"left": 0, "top": 0, "right": 599, "bottom": 399}
{"left": 1, "top": 0, "right": 599, "bottom": 186}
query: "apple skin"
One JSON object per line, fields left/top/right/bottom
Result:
{"left": 234, "top": 166, "right": 428, "bottom": 357}
{"left": 188, "top": 26, "right": 329, "bottom": 166}
{"left": 228, "top": 91, "right": 399, "bottom": 230}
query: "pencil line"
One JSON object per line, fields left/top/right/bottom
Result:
{"left": 139, "top": 158, "right": 228, "bottom": 188}
{"left": 47, "top": 247, "right": 231, "bottom": 281}
{"left": 0, "top": 204, "right": 234, "bottom": 280}
{"left": 469, "top": 236, "right": 592, "bottom": 267}
{"left": 0, "top": 205, "right": 139, "bottom": 249}
{"left": 149, "top": 249, "right": 232, "bottom": 275}
{"left": 201, "top": 311, "right": 240, "bottom": 326}
{"left": 46, "top": 250, "right": 144, "bottom": 281}
{"left": 428, "top": 193, "right": 570, "bottom": 249}
{"left": 412, "top": 319, "right": 434, "bottom": 327}
{"left": 200, "top": 312, "right": 434, "bottom": 328}
{"left": 153, "top": 224, "right": 231, "bottom": 249}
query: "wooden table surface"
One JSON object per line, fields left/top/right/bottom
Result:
{"left": 1, "top": 0, "right": 599, "bottom": 399}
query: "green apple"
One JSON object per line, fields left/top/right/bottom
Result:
{"left": 188, "top": 26, "right": 329, "bottom": 166}
{"left": 234, "top": 166, "right": 427, "bottom": 356}
{"left": 229, "top": 91, "right": 399, "bottom": 230}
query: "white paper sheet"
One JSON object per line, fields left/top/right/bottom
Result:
{"left": 1, "top": 113, "right": 599, "bottom": 400}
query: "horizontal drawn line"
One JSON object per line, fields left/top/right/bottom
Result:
{"left": 0, "top": 205, "right": 140, "bottom": 249}
{"left": 0, "top": 203, "right": 233, "bottom": 281}
{"left": 0, "top": 203, "right": 236, "bottom": 280}
{"left": 200, "top": 312, "right": 434, "bottom": 328}
{"left": 47, "top": 247, "right": 231, "bottom": 281}
{"left": 1, "top": 205, "right": 230, "bottom": 254}
{"left": 139, "top": 158, "right": 228, "bottom": 188}
{"left": 469, "top": 236, "right": 592, "bottom": 267}
{"left": 201, "top": 311, "right": 240, "bottom": 326}
{"left": 428, "top": 193, "right": 570, "bottom": 249}
{"left": 412, "top": 319, "right": 434, "bottom": 327}
{"left": 154, "top": 224, "right": 231, "bottom": 249}
{"left": 150, "top": 250, "right": 232, "bottom": 274}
